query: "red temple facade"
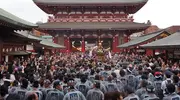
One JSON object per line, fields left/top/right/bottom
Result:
{"left": 33, "top": 0, "right": 150, "bottom": 52}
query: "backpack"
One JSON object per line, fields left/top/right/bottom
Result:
{"left": 154, "top": 81, "right": 163, "bottom": 99}
{"left": 166, "top": 79, "right": 172, "bottom": 86}
{"left": 154, "top": 81, "right": 162, "bottom": 92}
{"left": 165, "top": 79, "right": 172, "bottom": 91}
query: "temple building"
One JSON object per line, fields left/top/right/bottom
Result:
{"left": 0, "top": 8, "right": 38, "bottom": 62}
{"left": 0, "top": 8, "right": 65, "bottom": 63}
{"left": 33, "top": 0, "right": 150, "bottom": 52}
{"left": 117, "top": 30, "right": 170, "bottom": 55}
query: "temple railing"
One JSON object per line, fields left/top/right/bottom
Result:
{"left": 48, "top": 17, "right": 134, "bottom": 22}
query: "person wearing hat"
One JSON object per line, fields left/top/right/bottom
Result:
{"left": 86, "top": 81, "right": 104, "bottom": 100}
{"left": 163, "top": 83, "right": 180, "bottom": 100}
{"left": 141, "top": 85, "right": 159, "bottom": 100}
{"left": 154, "top": 72, "right": 162, "bottom": 81}
{"left": 45, "top": 80, "right": 64, "bottom": 100}
{"left": 153, "top": 71, "right": 164, "bottom": 99}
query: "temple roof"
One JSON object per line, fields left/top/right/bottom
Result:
{"left": 38, "top": 22, "right": 150, "bottom": 30}
{"left": 40, "top": 39, "right": 65, "bottom": 48}
{"left": 16, "top": 30, "right": 65, "bottom": 49}
{"left": 141, "top": 31, "right": 180, "bottom": 49}
{"left": 6, "top": 51, "right": 31, "bottom": 56}
{"left": 117, "top": 30, "right": 169, "bottom": 48}
{"left": 0, "top": 31, "right": 40, "bottom": 44}
{"left": 0, "top": 8, "right": 38, "bottom": 29}
{"left": 33, "top": 0, "right": 148, "bottom": 4}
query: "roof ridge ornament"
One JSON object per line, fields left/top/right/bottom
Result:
{"left": 147, "top": 20, "right": 152, "bottom": 25}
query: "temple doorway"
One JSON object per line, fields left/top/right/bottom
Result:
{"left": 70, "top": 38, "right": 113, "bottom": 52}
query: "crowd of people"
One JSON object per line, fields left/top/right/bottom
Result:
{"left": 0, "top": 52, "right": 180, "bottom": 100}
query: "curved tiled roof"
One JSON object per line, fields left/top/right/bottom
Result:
{"left": 38, "top": 22, "right": 150, "bottom": 30}
{"left": 0, "top": 8, "right": 37, "bottom": 29}
{"left": 141, "top": 31, "right": 180, "bottom": 49}
{"left": 117, "top": 30, "right": 169, "bottom": 48}
{"left": 33, "top": 0, "right": 148, "bottom": 4}
{"left": 16, "top": 30, "right": 65, "bottom": 48}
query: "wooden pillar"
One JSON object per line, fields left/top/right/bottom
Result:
{"left": 81, "top": 37, "right": 85, "bottom": 52}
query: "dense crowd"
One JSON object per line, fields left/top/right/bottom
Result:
{"left": 0, "top": 52, "right": 180, "bottom": 100}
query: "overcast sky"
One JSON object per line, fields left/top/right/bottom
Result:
{"left": 0, "top": 0, "right": 180, "bottom": 28}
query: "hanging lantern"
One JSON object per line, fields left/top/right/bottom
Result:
{"left": 73, "top": 41, "right": 82, "bottom": 48}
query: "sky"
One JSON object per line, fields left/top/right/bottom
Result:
{"left": 0, "top": 0, "right": 180, "bottom": 28}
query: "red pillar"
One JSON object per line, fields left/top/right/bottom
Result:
{"left": 81, "top": 38, "right": 85, "bottom": 52}
{"left": 60, "top": 37, "right": 70, "bottom": 53}
{"left": 67, "top": 37, "right": 70, "bottom": 53}
{"left": 112, "top": 36, "right": 118, "bottom": 52}
{"left": 53, "top": 37, "right": 58, "bottom": 53}
{"left": 53, "top": 37, "right": 58, "bottom": 44}
{"left": 146, "top": 49, "right": 153, "bottom": 56}
{"left": 124, "top": 34, "right": 129, "bottom": 43}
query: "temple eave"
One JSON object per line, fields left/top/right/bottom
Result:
{"left": 33, "top": 0, "right": 148, "bottom": 5}
{"left": 37, "top": 22, "right": 149, "bottom": 29}
{"left": 34, "top": 0, "right": 148, "bottom": 14}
